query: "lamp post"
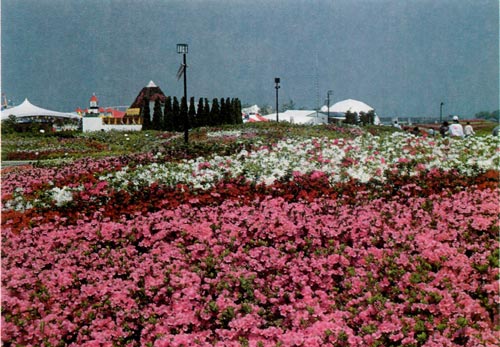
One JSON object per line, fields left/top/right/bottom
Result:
{"left": 326, "top": 90, "right": 333, "bottom": 119}
{"left": 177, "top": 43, "right": 189, "bottom": 143}
{"left": 275, "top": 77, "right": 280, "bottom": 122}
{"left": 440, "top": 102, "right": 444, "bottom": 123}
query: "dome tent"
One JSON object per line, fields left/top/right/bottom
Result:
{"left": 321, "top": 99, "right": 380, "bottom": 125}
{"left": 1, "top": 98, "right": 79, "bottom": 121}
{"left": 321, "top": 99, "right": 374, "bottom": 114}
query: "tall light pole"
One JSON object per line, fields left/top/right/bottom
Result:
{"left": 275, "top": 77, "right": 280, "bottom": 122}
{"left": 326, "top": 90, "right": 333, "bottom": 119}
{"left": 440, "top": 102, "right": 444, "bottom": 123}
{"left": 177, "top": 43, "right": 189, "bottom": 143}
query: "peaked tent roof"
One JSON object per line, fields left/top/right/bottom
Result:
{"left": 321, "top": 99, "right": 374, "bottom": 114}
{"left": 129, "top": 80, "right": 167, "bottom": 108}
{"left": 1, "top": 98, "right": 80, "bottom": 120}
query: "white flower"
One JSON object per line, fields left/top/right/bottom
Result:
{"left": 50, "top": 187, "right": 73, "bottom": 207}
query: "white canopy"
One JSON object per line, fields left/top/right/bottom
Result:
{"left": 1, "top": 98, "right": 79, "bottom": 120}
{"left": 321, "top": 99, "right": 374, "bottom": 114}
{"left": 263, "top": 110, "right": 328, "bottom": 125}
{"left": 242, "top": 104, "right": 260, "bottom": 115}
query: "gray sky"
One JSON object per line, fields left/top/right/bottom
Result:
{"left": 1, "top": 0, "right": 498, "bottom": 118}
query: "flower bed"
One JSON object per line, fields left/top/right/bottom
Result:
{"left": 2, "top": 129, "right": 499, "bottom": 346}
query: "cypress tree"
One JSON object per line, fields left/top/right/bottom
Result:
{"left": 238, "top": 98, "right": 243, "bottom": 124}
{"left": 163, "top": 96, "right": 174, "bottom": 131}
{"left": 225, "top": 97, "right": 233, "bottom": 124}
{"left": 220, "top": 98, "right": 227, "bottom": 125}
{"left": 141, "top": 97, "right": 151, "bottom": 130}
{"left": 233, "top": 98, "right": 243, "bottom": 124}
{"left": 172, "top": 97, "right": 180, "bottom": 132}
{"left": 210, "top": 98, "right": 220, "bottom": 126}
{"left": 204, "top": 98, "right": 210, "bottom": 120}
{"left": 188, "top": 97, "right": 196, "bottom": 129}
{"left": 230, "top": 98, "right": 237, "bottom": 124}
{"left": 197, "top": 97, "right": 206, "bottom": 128}
{"left": 152, "top": 99, "right": 163, "bottom": 130}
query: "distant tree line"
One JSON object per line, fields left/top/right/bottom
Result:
{"left": 474, "top": 110, "right": 499, "bottom": 121}
{"left": 141, "top": 96, "right": 243, "bottom": 131}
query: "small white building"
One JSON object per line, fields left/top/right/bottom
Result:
{"left": 82, "top": 117, "right": 142, "bottom": 132}
{"left": 80, "top": 93, "right": 142, "bottom": 132}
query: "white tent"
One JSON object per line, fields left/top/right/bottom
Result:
{"left": 321, "top": 99, "right": 380, "bottom": 125}
{"left": 242, "top": 104, "right": 260, "bottom": 115}
{"left": 1, "top": 98, "right": 80, "bottom": 120}
{"left": 263, "top": 110, "right": 328, "bottom": 125}
{"left": 321, "top": 99, "right": 374, "bottom": 114}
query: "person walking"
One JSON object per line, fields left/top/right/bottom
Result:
{"left": 464, "top": 122, "right": 475, "bottom": 137}
{"left": 448, "top": 116, "right": 464, "bottom": 138}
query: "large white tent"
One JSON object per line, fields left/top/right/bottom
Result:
{"left": 1, "top": 98, "right": 79, "bottom": 121}
{"left": 321, "top": 99, "right": 374, "bottom": 114}
{"left": 263, "top": 110, "right": 328, "bottom": 125}
{"left": 321, "top": 99, "right": 380, "bottom": 125}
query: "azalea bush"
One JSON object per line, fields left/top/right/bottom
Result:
{"left": 1, "top": 125, "right": 499, "bottom": 346}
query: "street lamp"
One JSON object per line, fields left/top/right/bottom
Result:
{"left": 440, "top": 102, "right": 444, "bottom": 123}
{"left": 326, "top": 90, "right": 333, "bottom": 119}
{"left": 177, "top": 43, "right": 189, "bottom": 143}
{"left": 275, "top": 77, "right": 280, "bottom": 122}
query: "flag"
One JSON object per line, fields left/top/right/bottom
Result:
{"left": 176, "top": 64, "right": 185, "bottom": 80}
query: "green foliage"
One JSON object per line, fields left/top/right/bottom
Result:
{"left": 1, "top": 115, "right": 17, "bottom": 134}
{"left": 163, "top": 96, "right": 174, "bottom": 131}
{"left": 172, "top": 97, "right": 181, "bottom": 132}
{"left": 359, "top": 110, "right": 376, "bottom": 126}
{"left": 233, "top": 98, "right": 243, "bottom": 124}
{"left": 141, "top": 98, "right": 151, "bottom": 131}
{"left": 152, "top": 99, "right": 163, "bottom": 130}
{"left": 180, "top": 96, "right": 189, "bottom": 131}
{"left": 188, "top": 97, "right": 196, "bottom": 129}
{"left": 475, "top": 110, "right": 499, "bottom": 121}
{"left": 196, "top": 97, "right": 206, "bottom": 127}
{"left": 210, "top": 98, "right": 220, "bottom": 126}
{"left": 344, "top": 110, "right": 358, "bottom": 125}
{"left": 281, "top": 99, "right": 295, "bottom": 112}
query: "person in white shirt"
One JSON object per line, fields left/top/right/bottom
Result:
{"left": 448, "top": 116, "right": 464, "bottom": 138}
{"left": 464, "top": 122, "right": 475, "bottom": 137}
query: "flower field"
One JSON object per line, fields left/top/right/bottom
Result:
{"left": 2, "top": 125, "right": 499, "bottom": 346}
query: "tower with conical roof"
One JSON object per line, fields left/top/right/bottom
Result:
{"left": 89, "top": 93, "right": 99, "bottom": 114}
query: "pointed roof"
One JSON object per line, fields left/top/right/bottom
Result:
{"left": 129, "top": 81, "right": 166, "bottom": 108}
{"left": 90, "top": 94, "right": 98, "bottom": 103}
{"left": 1, "top": 98, "right": 79, "bottom": 120}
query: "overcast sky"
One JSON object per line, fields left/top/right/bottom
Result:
{"left": 1, "top": 0, "right": 498, "bottom": 118}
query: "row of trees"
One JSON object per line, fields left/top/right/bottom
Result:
{"left": 142, "top": 96, "right": 243, "bottom": 131}
{"left": 474, "top": 110, "right": 499, "bottom": 121}
{"left": 344, "top": 110, "right": 377, "bottom": 126}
